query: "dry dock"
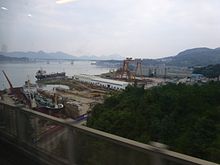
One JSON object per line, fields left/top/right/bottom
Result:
{"left": 37, "top": 78, "right": 113, "bottom": 119}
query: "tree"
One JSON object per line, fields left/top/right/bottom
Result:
{"left": 87, "top": 83, "right": 220, "bottom": 163}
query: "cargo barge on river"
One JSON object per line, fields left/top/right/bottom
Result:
{"left": 35, "top": 69, "right": 66, "bottom": 80}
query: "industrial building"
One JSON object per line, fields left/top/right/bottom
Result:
{"left": 73, "top": 74, "right": 131, "bottom": 90}
{"left": 136, "top": 65, "right": 192, "bottom": 78}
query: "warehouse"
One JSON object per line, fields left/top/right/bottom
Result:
{"left": 73, "top": 74, "right": 130, "bottom": 90}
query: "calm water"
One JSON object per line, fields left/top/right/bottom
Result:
{"left": 0, "top": 61, "right": 113, "bottom": 90}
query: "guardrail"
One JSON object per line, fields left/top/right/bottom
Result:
{"left": 0, "top": 101, "right": 218, "bottom": 165}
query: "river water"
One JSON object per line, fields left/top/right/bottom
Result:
{"left": 0, "top": 61, "right": 113, "bottom": 90}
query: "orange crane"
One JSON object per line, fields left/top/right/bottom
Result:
{"left": 119, "top": 58, "right": 143, "bottom": 81}
{"left": 120, "top": 57, "right": 133, "bottom": 80}
{"left": 2, "top": 70, "right": 14, "bottom": 94}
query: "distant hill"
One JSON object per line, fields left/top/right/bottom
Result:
{"left": 78, "top": 54, "right": 124, "bottom": 60}
{"left": 2, "top": 47, "right": 220, "bottom": 66}
{"left": 0, "top": 51, "right": 75, "bottom": 60}
{"left": 163, "top": 47, "right": 220, "bottom": 66}
{"left": 0, "top": 51, "right": 124, "bottom": 60}
{"left": 0, "top": 54, "right": 29, "bottom": 62}
{"left": 92, "top": 47, "right": 220, "bottom": 68}
{"left": 141, "top": 47, "right": 220, "bottom": 67}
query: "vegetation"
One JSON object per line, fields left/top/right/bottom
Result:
{"left": 167, "top": 47, "right": 220, "bottom": 66}
{"left": 87, "top": 83, "right": 220, "bottom": 163}
{"left": 193, "top": 64, "right": 220, "bottom": 78}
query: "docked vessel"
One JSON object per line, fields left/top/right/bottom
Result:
{"left": 22, "top": 80, "right": 38, "bottom": 108}
{"left": 35, "top": 69, "right": 66, "bottom": 80}
{"left": 90, "top": 61, "right": 96, "bottom": 65}
{"left": 22, "top": 82, "right": 63, "bottom": 112}
{"left": 2, "top": 70, "right": 64, "bottom": 117}
{"left": 34, "top": 89, "right": 63, "bottom": 113}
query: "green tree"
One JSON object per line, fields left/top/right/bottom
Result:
{"left": 87, "top": 83, "right": 220, "bottom": 163}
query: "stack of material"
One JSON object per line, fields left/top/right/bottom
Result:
{"left": 64, "top": 100, "right": 82, "bottom": 119}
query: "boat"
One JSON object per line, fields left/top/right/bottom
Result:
{"left": 35, "top": 69, "right": 66, "bottom": 80}
{"left": 22, "top": 80, "right": 38, "bottom": 108}
{"left": 90, "top": 61, "right": 96, "bottom": 65}
{"left": 22, "top": 80, "right": 64, "bottom": 113}
{"left": 34, "top": 93, "right": 63, "bottom": 113}
{"left": 71, "top": 60, "right": 74, "bottom": 65}
{"left": 2, "top": 70, "right": 63, "bottom": 116}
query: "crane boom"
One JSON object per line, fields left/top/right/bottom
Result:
{"left": 2, "top": 70, "right": 13, "bottom": 93}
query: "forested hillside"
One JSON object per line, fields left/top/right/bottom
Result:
{"left": 167, "top": 47, "right": 220, "bottom": 66}
{"left": 87, "top": 83, "right": 220, "bottom": 163}
{"left": 193, "top": 64, "right": 220, "bottom": 78}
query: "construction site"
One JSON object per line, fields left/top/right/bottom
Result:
{"left": 36, "top": 58, "right": 170, "bottom": 120}
{"left": 37, "top": 77, "right": 113, "bottom": 119}
{"left": 0, "top": 57, "right": 189, "bottom": 121}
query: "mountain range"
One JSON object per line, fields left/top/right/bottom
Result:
{"left": 160, "top": 47, "right": 220, "bottom": 66}
{"left": 0, "top": 55, "right": 29, "bottom": 62}
{"left": 0, "top": 51, "right": 124, "bottom": 60}
{"left": 1, "top": 47, "right": 220, "bottom": 67}
{"left": 141, "top": 47, "right": 220, "bottom": 67}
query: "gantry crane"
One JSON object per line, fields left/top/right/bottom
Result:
{"left": 119, "top": 58, "right": 143, "bottom": 81}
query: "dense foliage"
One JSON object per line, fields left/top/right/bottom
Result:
{"left": 87, "top": 82, "right": 220, "bottom": 163}
{"left": 193, "top": 64, "right": 220, "bottom": 78}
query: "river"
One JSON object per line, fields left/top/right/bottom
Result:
{"left": 0, "top": 61, "right": 114, "bottom": 90}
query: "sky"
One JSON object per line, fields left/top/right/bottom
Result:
{"left": 0, "top": 0, "right": 220, "bottom": 59}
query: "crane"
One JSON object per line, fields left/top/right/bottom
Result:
{"left": 2, "top": 70, "right": 14, "bottom": 94}
{"left": 119, "top": 58, "right": 143, "bottom": 81}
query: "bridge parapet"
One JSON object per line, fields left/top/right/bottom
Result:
{"left": 0, "top": 101, "right": 218, "bottom": 165}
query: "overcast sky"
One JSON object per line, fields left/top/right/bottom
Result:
{"left": 0, "top": 0, "right": 220, "bottom": 58}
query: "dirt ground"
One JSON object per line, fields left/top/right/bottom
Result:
{"left": 38, "top": 79, "right": 111, "bottom": 118}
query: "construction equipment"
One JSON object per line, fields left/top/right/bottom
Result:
{"left": 118, "top": 58, "right": 143, "bottom": 81}
{"left": 2, "top": 70, "right": 14, "bottom": 94}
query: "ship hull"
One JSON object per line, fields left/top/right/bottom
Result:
{"left": 36, "top": 106, "right": 63, "bottom": 114}
{"left": 35, "top": 72, "right": 66, "bottom": 80}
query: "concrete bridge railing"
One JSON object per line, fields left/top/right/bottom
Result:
{"left": 0, "top": 101, "right": 218, "bottom": 165}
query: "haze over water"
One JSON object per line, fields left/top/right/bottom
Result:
{"left": 0, "top": 61, "right": 113, "bottom": 90}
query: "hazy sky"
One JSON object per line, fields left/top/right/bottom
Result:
{"left": 0, "top": 0, "right": 220, "bottom": 58}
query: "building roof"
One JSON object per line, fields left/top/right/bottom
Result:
{"left": 75, "top": 74, "right": 130, "bottom": 86}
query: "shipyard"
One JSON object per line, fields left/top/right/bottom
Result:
{"left": 1, "top": 58, "right": 220, "bottom": 165}
{"left": 0, "top": 57, "right": 213, "bottom": 122}
{"left": 1, "top": 0, "right": 220, "bottom": 164}
{"left": 0, "top": 62, "right": 135, "bottom": 121}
